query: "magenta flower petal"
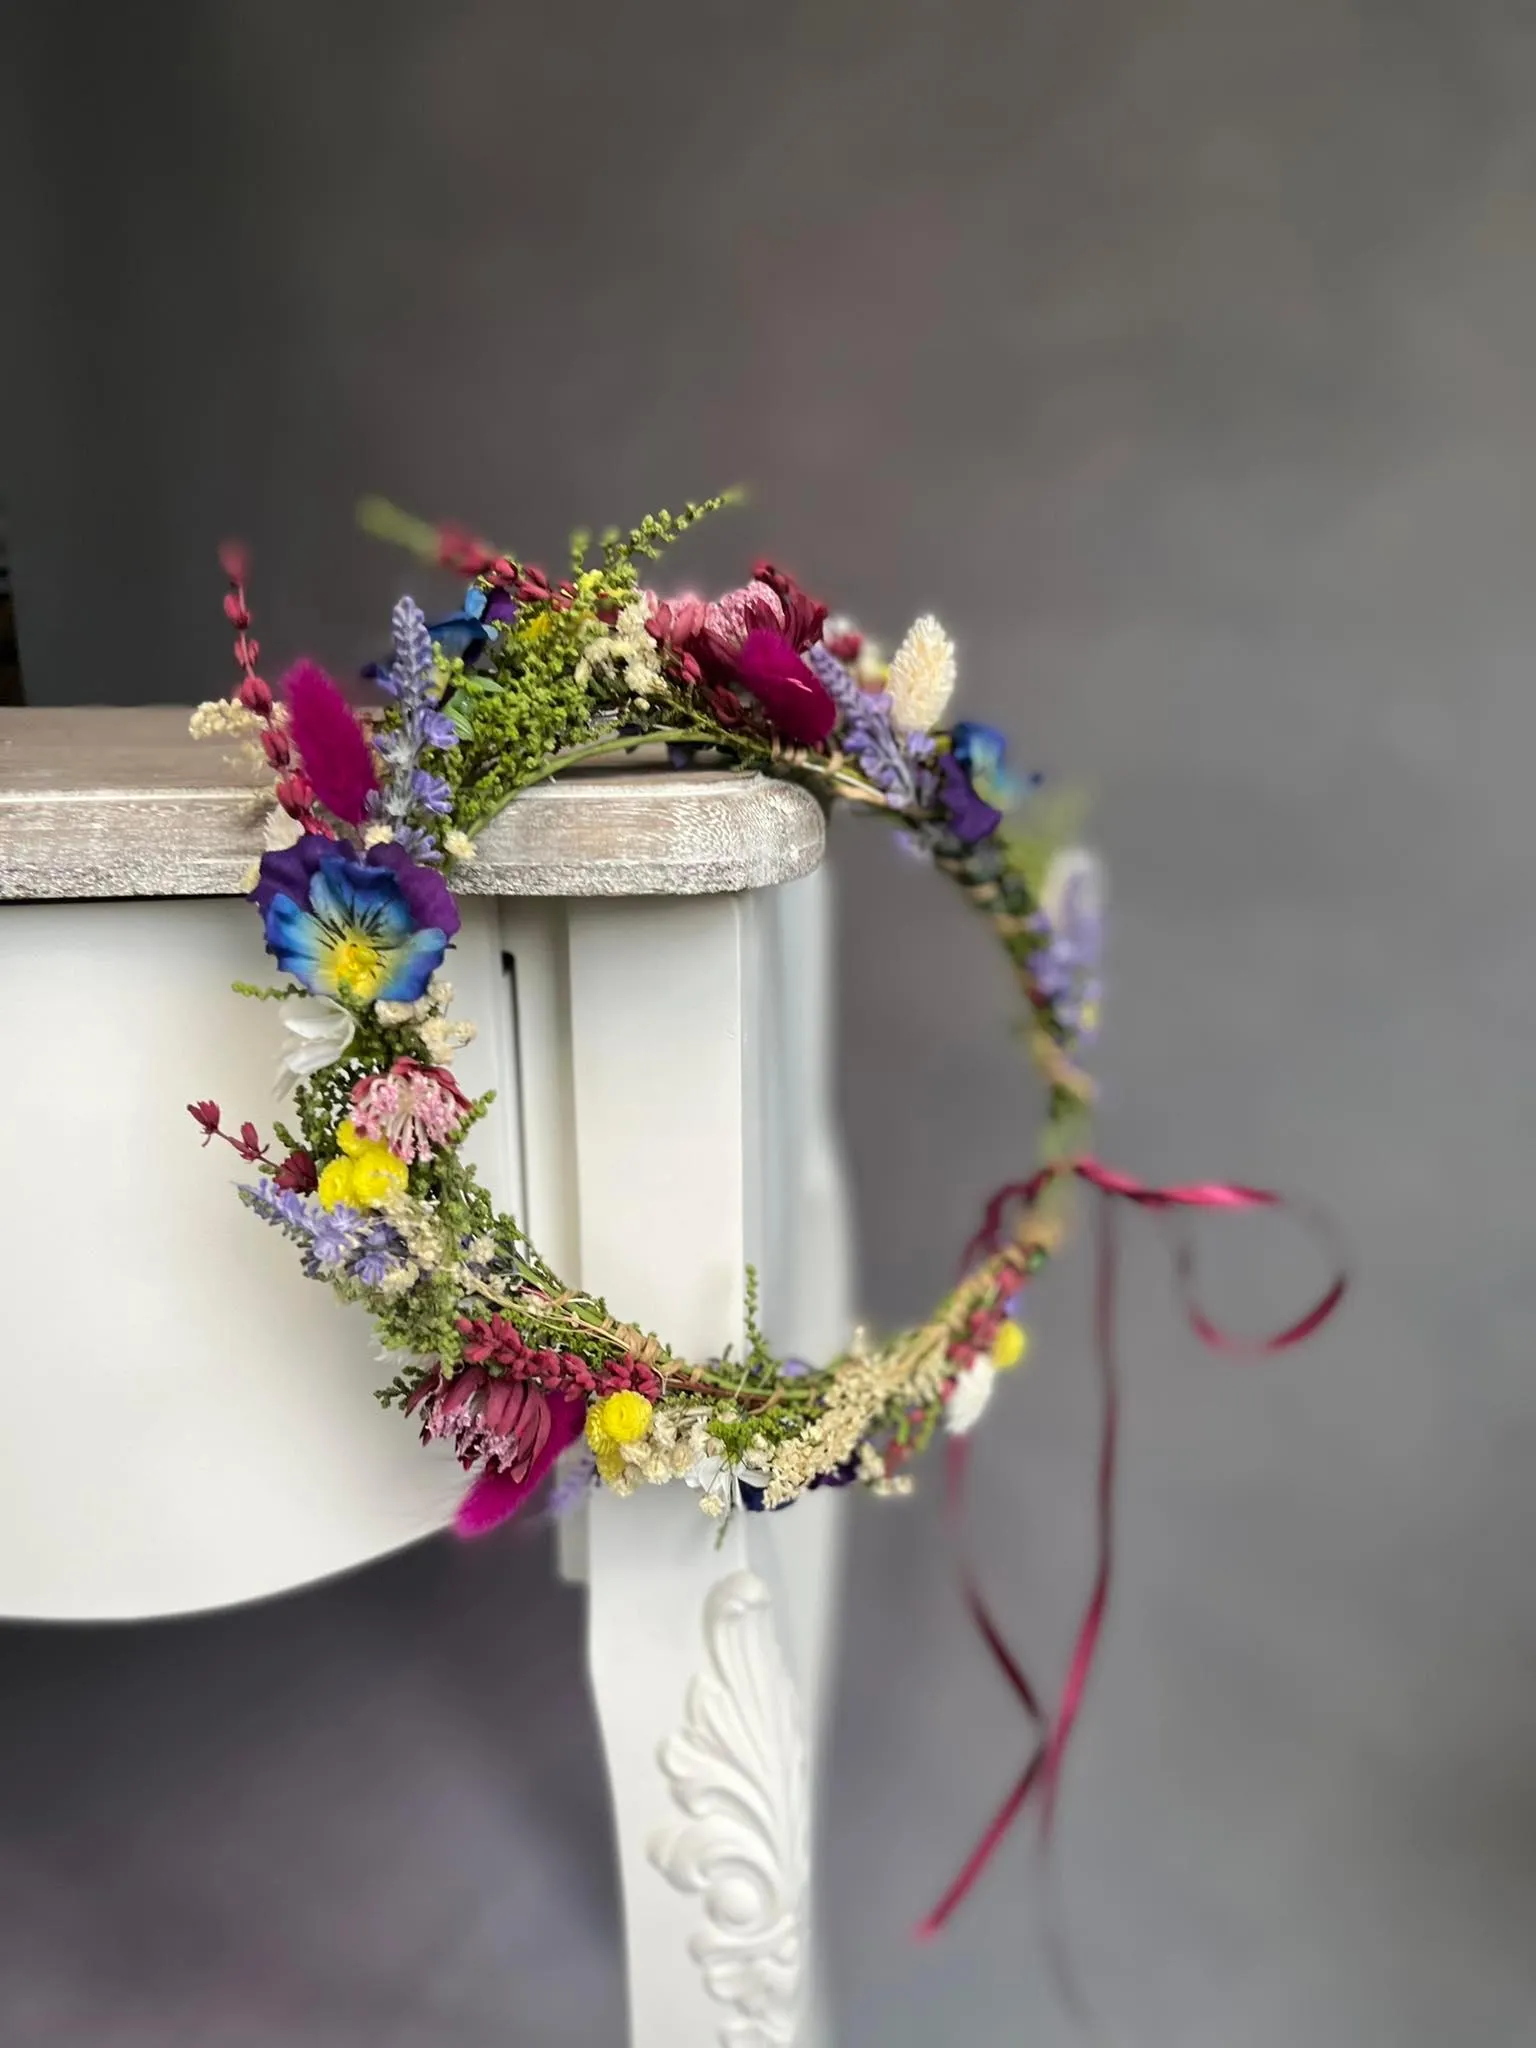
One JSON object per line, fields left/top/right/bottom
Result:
{"left": 453, "top": 1393, "right": 587, "bottom": 1537}
{"left": 282, "top": 660, "right": 378, "bottom": 825}
{"left": 734, "top": 629, "right": 837, "bottom": 747}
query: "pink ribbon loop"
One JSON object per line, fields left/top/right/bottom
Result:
{"left": 917, "top": 1157, "right": 1348, "bottom": 1940}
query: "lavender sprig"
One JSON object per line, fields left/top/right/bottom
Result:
{"left": 806, "top": 644, "right": 931, "bottom": 808}
{"left": 368, "top": 596, "right": 459, "bottom": 857}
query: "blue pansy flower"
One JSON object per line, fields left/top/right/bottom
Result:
{"left": 951, "top": 721, "right": 1038, "bottom": 814}
{"left": 253, "top": 836, "right": 459, "bottom": 1007}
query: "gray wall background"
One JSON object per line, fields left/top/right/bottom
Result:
{"left": 6, "top": 1, "right": 1536, "bottom": 2042}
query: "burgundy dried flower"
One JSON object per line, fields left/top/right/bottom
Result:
{"left": 751, "top": 560, "right": 827, "bottom": 651}
{"left": 188, "top": 1100, "right": 221, "bottom": 1144}
{"left": 274, "top": 1149, "right": 318, "bottom": 1193}
{"left": 282, "top": 660, "right": 378, "bottom": 826}
{"left": 733, "top": 629, "right": 837, "bottom": 747}
{"left": 235, "top": 1121, "right": 264, "bottom": 1162}
{"left": 236, "top": 675, "right": 274, "bottom": 716}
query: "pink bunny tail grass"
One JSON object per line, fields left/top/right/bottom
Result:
{"left": 453, "top": 1395, "right": 587, "bottom": 1537}
{"left": 282, "top": 659, "right": 377, "bottom": 825}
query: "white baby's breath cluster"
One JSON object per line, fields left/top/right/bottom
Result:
{"left": 886, "top": 614, "right": 957, "bottom": 731}
{"left": 189, "top": 697, "right": 263, "bottom": 741}
{"left": 762, "top": 1324, "right": 949, "bottom": 1505}
{"left": 573, "top": 600, "right": 669, "bottom": 708}
{"left": 375, "top": 973, "right": 476, "bottom": 1062}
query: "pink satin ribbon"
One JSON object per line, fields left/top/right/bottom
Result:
{"left": 915, "top": 1157, "right": 1348, "bottom": 1940}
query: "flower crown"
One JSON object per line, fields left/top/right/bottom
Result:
{"left": 189, "top": 494, "right": 1108, "bottom": 1535}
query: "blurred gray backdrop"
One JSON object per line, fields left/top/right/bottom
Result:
{"left": 6, "top": 0, "right": 1536, "bottom": 2042}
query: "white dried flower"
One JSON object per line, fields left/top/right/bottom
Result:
{"left": 943, "top": 1357, "right": 997, "bottom": 1436}
{"left": 418, "top": 1015, "right": 477, "bottom": 1063}
{"left": 886, "top": 615, "right": 956, "bottom": 731}
{"left": 377, "top": 1261, "right": 420, "bottom": 1297}
{"left": 375, "top": 995, "right": 431, "bottom": 1026}
{"left": 362, "top": 823, "right": 395, "bottom": 848}
{"left": 275, "top": 997, "right": 356, "bottom": 1093}
{"left": 443, "top": 828, "right": 476, "bottom": 863}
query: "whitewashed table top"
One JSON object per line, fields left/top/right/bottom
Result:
{"left": 0, "top": 707, "right": 826, "bottom": 901}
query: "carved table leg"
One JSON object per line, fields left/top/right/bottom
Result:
{"left": 563, "top": 891, "right": 826, "bottom": 2047}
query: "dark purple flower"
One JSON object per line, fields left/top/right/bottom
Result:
{"left": 733, "top": 629, "right": 837, "bottom": 747}
{"left": 936, "top": 754, "right": 1003, "bottom": 846}
{"left": 358, "top": 840, "right": 461, "bottom": 940}
{"left": 249, "top": 831, "right": 331, "bottom": 917}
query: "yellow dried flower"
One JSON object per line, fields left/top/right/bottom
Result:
{"left": 992, "top": 1320, "right": 1029, "bottom": 1371}
{"left": 598, "top": 1390, "right": 653, "bottom": 1444}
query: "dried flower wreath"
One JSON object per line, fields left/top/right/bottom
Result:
{"left": 188, "top": 494, "right": 1335, "bottom": 1562}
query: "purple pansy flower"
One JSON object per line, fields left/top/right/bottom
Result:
{"left": 252, "top": 838, "right": 459, "bottom": 1007}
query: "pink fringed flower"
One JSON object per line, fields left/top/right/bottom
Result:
{"left": 350, "top": 1058, "right": 473, "bottom": 1163}
{"left": 405, "top": 1364, "right": 587, "bottom": 1535}
{"left": 282, "top": 660, "right": 378, "bottom": 826}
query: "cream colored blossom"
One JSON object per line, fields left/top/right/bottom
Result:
{"left": 443, "top": 828, "right": 476, "bottom": 863}
{"left": 189, "top": 698, "right": 262, "bottom": 741}
{"left": 362, "top": 823, "right": 395, "bottom": 848}
{"left": 419, "top": 1015, "right": 476, "bottom": 1063}
{"left": 886, "top": 615, "right": 956, "bottom": 731}
{"left": 573, "top": 600, "right": 668, "bottom": 700}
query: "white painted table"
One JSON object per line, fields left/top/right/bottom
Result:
{"left": 0, "top": 708, "right": 854, "bottom": 2048}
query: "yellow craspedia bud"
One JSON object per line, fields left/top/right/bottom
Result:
{"left": 992, "top": 1319, "right": 1029, "bottom": 1372}
{"left": 598, "top": 1390, "right": 653, "bottom": 1444}
{"left": 347, "top": 1141, "right": 408, "bottom": 1208}
{"left": 336, "top": 1119, "right": 369, "bottom": 1159}
{"left": 594, "top": 1440, "right": 627, "bottom": 1487}
{"left": 317, "top": 1157, "right": 357, "bottom": 1210}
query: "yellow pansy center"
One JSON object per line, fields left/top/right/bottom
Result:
{"left": 327, "top": 934, "right": 386, "bottom": 1002}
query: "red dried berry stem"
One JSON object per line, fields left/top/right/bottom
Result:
{"left": 216, "top": 543, "right": 324, "bottom": 832}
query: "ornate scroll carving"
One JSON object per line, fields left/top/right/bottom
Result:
{"left": 648, "top": 1569, "right": 809, "bottom": 2047}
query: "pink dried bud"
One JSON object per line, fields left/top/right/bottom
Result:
{"left": 236, "top": 675, "right": 274, "bottom": 715}
{"left": 260, "top": 727, "right": 292, "bottom": 768}
{"left": 233, "top": 634, "right": 261, "bottom": 669}
{"left": 235, "top": 1121, "right": 264, "bottom": 1162}
{"left": 275, "top": 772, "right": 314, "bottom": 817}
{"left": 218, "top": 540, "right": 250, "bottom": 583}
{"left": 188, "top": 1100, "right": 222, "bottom": 1142}
{"left": 223, "top": 592, "right": 251, "bottom": 628}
